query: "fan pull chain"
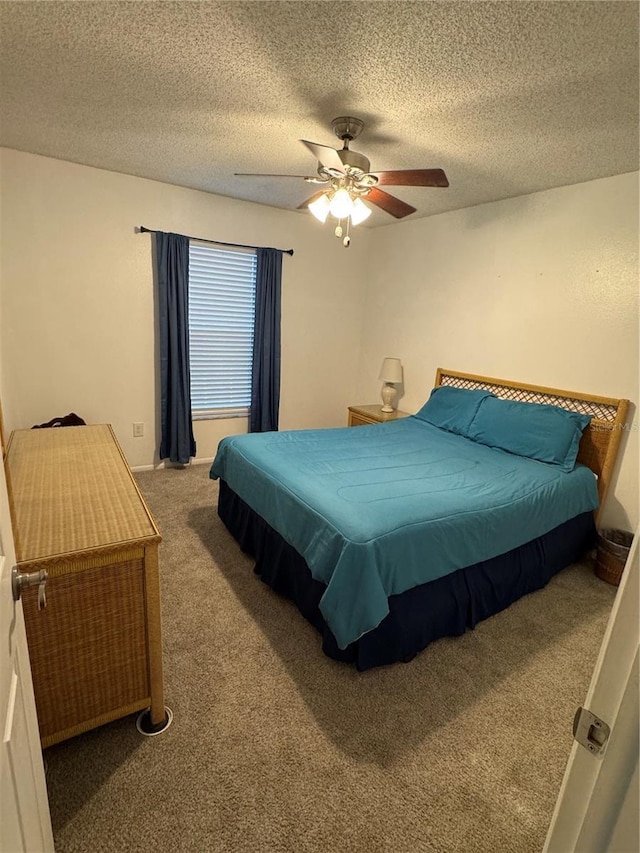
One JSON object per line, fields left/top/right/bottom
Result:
{"left": 343, "top": 217, "right": 351, "bottom": 248}
{"left": 333, "top": 218, "right": 351, "bottom": 247}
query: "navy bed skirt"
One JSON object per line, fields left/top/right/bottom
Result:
{"left": 217, "top": 480, "right": 596, "bottom": 671}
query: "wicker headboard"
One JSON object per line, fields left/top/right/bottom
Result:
{"left": 435, "top": 369, "right": 630, "bottom": 523}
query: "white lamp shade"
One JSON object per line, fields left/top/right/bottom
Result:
{"left": 308, "top": 193, "right": 331, "bottom": 223}
{"left": 350, "top": 197, "right": 372, "bottom": 225}
{"left": 329, "top": 188, "right": 354, "bottom": 219}
{"left": 378, "top": 357, "right": 403, "bottom": 384}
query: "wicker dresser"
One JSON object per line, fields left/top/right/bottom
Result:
{"left": 5, "top": 424, "right": 165, "bottom": 747}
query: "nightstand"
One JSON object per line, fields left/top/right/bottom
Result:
{"left": 347, "top": 404, "right": 411, "bottom": 427}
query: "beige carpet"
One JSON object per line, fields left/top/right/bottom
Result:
{"left": 44, "top": 464, "right": 615, "bottom": 853}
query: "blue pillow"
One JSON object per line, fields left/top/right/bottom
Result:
{"left": 467, "top": 396, "right": 592, "bottom": 471}
{"left": 415, "top": 386, "right": 495, "bottom": 437}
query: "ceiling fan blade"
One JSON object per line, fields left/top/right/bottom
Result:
{"left": 297, "top": 190, "right": 327, "bottom": 210}
{"left": 365, "top": 187, "right": 416, "bottom": 219}
{"left": 235, "top": 173, "right": 318, "bottom": 179}
{"left": 373, "top": 169, "right": 449, "bottom": 188}
{"left": 301, "top": 140, "right": 346, "bottom": 174}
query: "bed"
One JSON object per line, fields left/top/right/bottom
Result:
{"left": 210, "top": 369, "right": 629, "bottom": 670}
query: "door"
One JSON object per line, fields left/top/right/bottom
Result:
{"left": 0, "top": 453, "right": 54, "bottom": 851}
{"left": 544, "top": 527, "right": 639, "bottom": 853}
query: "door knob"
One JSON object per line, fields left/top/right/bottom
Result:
{"left": 12, "top": 566, "right": 48, "bottom": 610}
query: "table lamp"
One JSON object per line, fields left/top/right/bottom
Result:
{"left": 379, "top": 357, "right": 403, "bottom": 412}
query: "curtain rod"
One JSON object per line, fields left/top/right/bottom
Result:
{"left": 137, "top": 226, "right": 294, "bottom": 256}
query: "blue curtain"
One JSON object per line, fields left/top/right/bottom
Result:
{"left": 155, "top": 232, "right": 196, "bottom": 463}
{"left": 250, "top": 248, "right": 282, "bottom": 433}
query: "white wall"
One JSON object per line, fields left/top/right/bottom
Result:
{"left": 356, "top": 173, "right": 639, "bottom": 530}
{"left": 0, "top": 148, "right": 369, "bottom": 467}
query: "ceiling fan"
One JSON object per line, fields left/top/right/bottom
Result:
{"left": 235, "top": 116, "right": 449, "bottom": 246}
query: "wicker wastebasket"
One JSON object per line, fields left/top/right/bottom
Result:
{"left": 595, "top": 529, "right": 634, "bottom": 586}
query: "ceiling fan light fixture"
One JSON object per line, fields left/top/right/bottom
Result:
{"left": 350, "top": 197, "right": 372, "bottom": 226}
{"left": 237, "top": 116, "right": 449, "bottom": 242}
{"left": 308, "top": 193, "right": 331, "bottom": 223}
{"left": 329, "top": 188, "right": 354, "bottom": 219}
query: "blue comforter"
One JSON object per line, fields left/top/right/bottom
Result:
{"left": 210, "top": 417, "right": 598, "bottom": 649}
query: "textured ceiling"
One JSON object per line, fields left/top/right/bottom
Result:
{"left": 1, "top": 1, "right": 638, "bottom": 227}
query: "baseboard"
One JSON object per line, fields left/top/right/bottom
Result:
{"left": 131, "top": 457, "right": 214, "bottom": 473}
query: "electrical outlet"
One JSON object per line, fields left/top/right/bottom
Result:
{"left": 133, "top": 423, "right": 144, "bottom": 438}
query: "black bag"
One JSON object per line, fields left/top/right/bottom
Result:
{"left": 32, "top": 413, "right": 86, "bottom": 429}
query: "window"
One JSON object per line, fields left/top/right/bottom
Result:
{"left": 188, "top": 242, "right": 257, "bottom": 419}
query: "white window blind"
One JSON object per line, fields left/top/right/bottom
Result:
{"left": 188, "top": 243, "right": 257, "bottom": 418}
